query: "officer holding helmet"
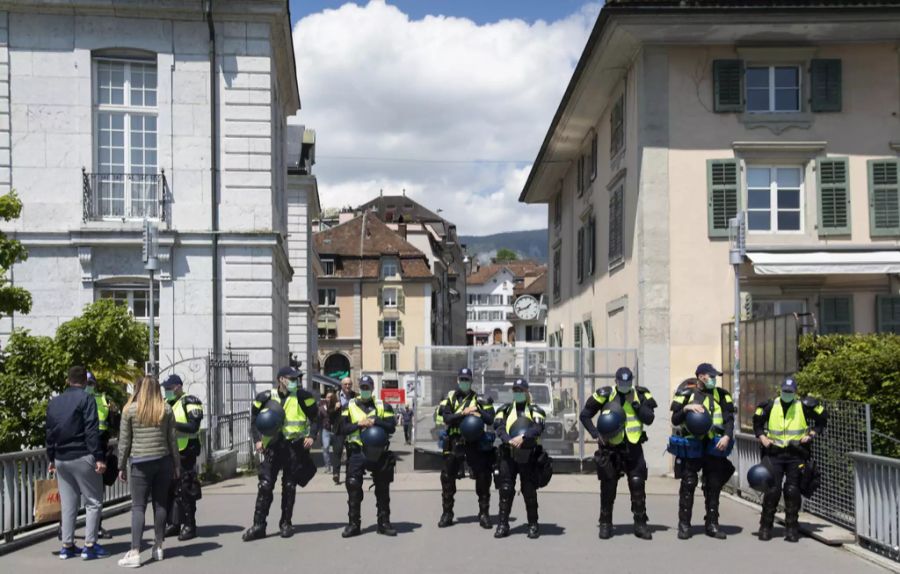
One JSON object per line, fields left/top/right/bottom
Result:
{"left": 436, "top": 367, "right": 496, "bottom": 530}
{"left": 670, "top": 363, "right": 735, "bottom": 540}
{"left": 753, "top": 376, "right": 827, "bottom": 542}
{"left": 339, "top": 376, "right": 397, "bottom": 538}
{"left": 493, "top": 378, "right": 546, "bottom": 539}
{"left": 579, "top": 367, "right": 657, "bottom": 540}
{"left": 243, "top": 366, "right": 319, "bottom": 541}
{"left": 161, "top": 374, "right": 204, "bottom": 541}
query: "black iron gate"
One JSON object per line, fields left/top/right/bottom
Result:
{"left": 206, "top": 349, "right": 255, "bottom": 468}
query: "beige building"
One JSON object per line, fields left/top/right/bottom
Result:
{"left": 520, "top": 0, "right": 900, "bottom": 473}
{"left": 313, "top": 213, "right": 435, "bottom": 394}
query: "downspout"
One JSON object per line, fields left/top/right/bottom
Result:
{"left": 205, "top": 0, "right": 221, "bottom": 360}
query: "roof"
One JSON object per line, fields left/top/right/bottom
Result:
{"left": 358, "top": 195, "right": 448, "bottom": 228}
{"left": 313, "top": 213, "right": 433, "bottom": 279}
{"left": 514, "top": 271, "right": 547, "bottom": 297}
{"left": 468, "top": 260, "right": 545, "bottom": 285}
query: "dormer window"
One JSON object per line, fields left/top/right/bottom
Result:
{"left": 322, "top": 258, "right": 335, "bottom": 276}
{"left": 381, "top": 257, "right": 399, "bottom": 278}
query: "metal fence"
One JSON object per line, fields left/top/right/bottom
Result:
{"left": 206, "top": 350, "right": 255, "bottom": 468}
{"left": 849, "top": 452, "right": 900, "bottom": 561}
{"left": 728, "top": 399, "right": 872, "bottom": 530}
{"left": 0, "top": 444, "right": 130, "bottom": 543}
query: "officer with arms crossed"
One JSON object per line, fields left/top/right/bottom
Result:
{"left": 580, "top": 367, "right": 657, "bottom": 540}
{"left": 753, "top": 376, "right": 827, "bottom": 542}
{"left": 670, "top": 364, "right": 735, "bottom": 540}
{"left": 436, "top": 367, "right": 495, "bottom": 529}
{"left": 243, "top": 366, "right": 319, "bottom": 541}
{"left": 162, "top": 374, "right": 204, "bottom": 541}
{"left": 493, "top": 378, "right": 545, "bottom": 540}
{"left": 339, "top": 376, "right": 398, "bottom": 538}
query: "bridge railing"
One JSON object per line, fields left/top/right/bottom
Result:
{"left": 848, "top": 452, "right": 900, "bottom": 561}
{"left": 0, "top": 445, "right": 130, "bottom": 543}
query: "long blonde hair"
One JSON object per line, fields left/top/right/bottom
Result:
{"left": 125, "top": 376, "right": 166, "bottom": 426}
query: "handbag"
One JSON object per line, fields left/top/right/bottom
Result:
{"left": 34, "top": 478, "right": 62, "bottom": 523}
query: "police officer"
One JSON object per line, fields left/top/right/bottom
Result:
{"left": 162, "top": 374, "right": 204, "bottom": 541}
{"left": 670, "top": 364, "right": 735, "bottom": 540}
{"left": 579, "top": 367, "right": 656, "bottom": 540}
{"left": 243, "top": 366, "right": 319, "bottom": 541}
{"left": 86, "top": 372, "right": 119, "bottom": 540}
{"left": 493, "top": 378, "right": 545, "bottom": 539}
{"left": 339, "top": 376, "right": 397, "bottom": 538}
{"left": 753, "top": 376, "right": 827, "bottom": 542}
{"left": 437, "top": 367, "right": 496, "bottom": 529}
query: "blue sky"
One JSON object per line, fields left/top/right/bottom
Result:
{"left": 289, "top": 0, "right": 592, "bottom": 25}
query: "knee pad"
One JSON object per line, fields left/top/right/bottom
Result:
{"left": 498, "top": 483, "right": 515, "bottom": 498}
{"left": 681, "top": 472, "right": 699, "bottom": 489}
{"left": 346, "top": 475, "right": 363, "bottom": 491}
{"left": 627, "top": 474, "right": 645, "bottom": 492}
{"left": 783, "top": 483, "right": 801, "bottom": 500}
{"left": 258, "top": 479, "right": 274, "bottom": 493}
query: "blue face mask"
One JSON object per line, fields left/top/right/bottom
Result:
{"left": 287, "top": 380, "right": 299, "bottom": 393}
{"left": 360, "top": 390, "right": 373, "bottom": 400}
{"left": 616, "top": 382, "right": 632, "bottom": 394}
{"left": 781, "top": 392, "right": 795, "bottom": 403}
{"left": 513, "top": 392, "right": 527, "bottom": 404}
{"left": 458, "top": 380, "right": 472, "bottom": 393}
{"left": 705, "top": 377, "right": 716, "bottom": 390}
{"left": 164, "top": 390, "right": 176, "bottom": 401}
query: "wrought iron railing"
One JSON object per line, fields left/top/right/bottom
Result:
{"left": 82, "top": 169, "right": 167, "bottom": 222}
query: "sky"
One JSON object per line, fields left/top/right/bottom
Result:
{"left": 289, "top": 1, "right": 601, "bottom": 235}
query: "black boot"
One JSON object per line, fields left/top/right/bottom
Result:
{"left": 342, "top": 485, "right": 362, "bottom": 538}
{"left": 677, "top": 475, "right": 696, "bottom": 540}
{"left": 377, "top": 512, "right": 397, "bottom": 537}
{"left": 165, "top": 524, "right": 180, "bottom": 538}
{"left": 375, "top": 483, "right": 396, "bottom": 536}
{"left": 703, "top": 487, "right": 726, "bottom": 540}
{"left": 758, "top": 525, "right": 773, "bottom": 541}
{"left": 279, "top": 521, "right": 293, "bottom": 538}
{"left": 527, "top": 523, "right": 540, "bottom": 539}
{"left": 677, "top": 522, "right": 691, "bottom": 540}
{"left": 478, "top": 499, "right": 492, "bottom": 530}
{"left": 524, "top": 491, "right": 539, "bottom": 540}
{"left": 241, "top": 496, "right": 271, "bottom": 542}
{"left": 630, "top": 478, "right": 652, "bottom": 540}
{"left": 759, "top": 489, "right": 778, "bottom": 541}
{"left": 784, "top": 486, "right": 801, "bottom": 543}
{"left": 179, "top": 524, "right": 197, "bottom": 541}
{"left": 494, "top": 491, "right": 512, "bottom": 539}
{"left": 438, "top": 492, "right": 454, "bottom": 528}
{"left": 279, "top": 484, "right": 296, "bottom": 539}
{"left": 476, "top": 474, "right": 493, "bottom": 530}
{"left": 242, "top": 522, "right": 266, "bottom": 542}
{"left": 599, "top": 479, "right": 616, "bottom": 539}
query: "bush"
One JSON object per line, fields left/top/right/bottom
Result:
{"left": 795, "top": 333, "right": 900, "bottom": 458}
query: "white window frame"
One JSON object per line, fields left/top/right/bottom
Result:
{"left": 381, "top": 258, "right": 399, "bottom": 279}
{"left": 746, "top": 165, "right": 805, "bottom": 234}
{"left": 383, "top": 319, "right": 398, "bottom": 339}
{"left": 319, "top": 288, "right": 337, "bottom": 307}
{"left": 383, "top": 287, "right": 398, "bottom": 308}
{"left": 382, "top": 351, "right": 398, "bottom": 372}
{"left": 97, "top": 284, "right": 159, "bottom": 323}
{"left": 745, "top": 65, "right": 802, "bottom": 114}
{"left": 322, "top": 259, "right": 335, "bottom": 276}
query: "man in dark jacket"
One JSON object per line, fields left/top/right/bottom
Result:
{"left": 46, "top": 366, "right": 108, "bottom": 560}
{"left": 162, "top": 374, "right": 204, "bottom": 541}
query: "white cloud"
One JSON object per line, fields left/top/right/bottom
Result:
{"left": 292, "top": 0, "right": 599, "bottom": 235}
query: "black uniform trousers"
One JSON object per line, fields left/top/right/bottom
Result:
{"left": 252, "top": 439, "right": 312, "bottom": 527}
{"left": 678, "top": 453, "right": 732, "bottom": 526}
{"left": 167, "top": 441, "right": 201, "bottom": 529}
{"left": 495, "top": 446, "right": 539, "bottom": 525}
{"left": 440, "top": 435, "right": 494, "bottom": 515}
{"left": 345, "top": 446, "right": 395, "bottom": 524}
{"left": 761, "top": 452, "right": 804, "bottom": 528}
{"left": 597, "top": 441, "right": 649, "bottom": 525}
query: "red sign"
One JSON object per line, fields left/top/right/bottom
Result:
{"left": 380, "top": 388, "right": 406, "bottom": 405}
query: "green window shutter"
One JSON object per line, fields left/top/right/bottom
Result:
{"left": 810, "top": 59, "right": 842, "bottom": 112}
{"left": 576, "top": 227, "right": 584, "bottom": 284}
{"left": 707, "top": 159, "right": 740, "bottom": 238}
{"left": 868, "top": 160, "right": 900, "bottom": 237}
{"left": 398, "top": 320, "right": 404, "bottom": 343}
{"left": 713, "top": 60, "right": 743, "bottom": 112}
{"left": 378, "top": 319, "right": 384, "bottom": 340}
{"left": 397, "top": 289, "right": 405, "bottom": 312}
{"left": 378, "top": 287, "right": 384, "bottom": 310}
{"left": 819, "top": 296, "right": 853, "bottom": 334}
{"left": 876, "top": 296, "right": 900, "bottom": 334}
{"left": 573, "top": 323, "right": 582, "bottom": 348}
{"left": 816, "top": 157, "right": 850, "bottom": 236}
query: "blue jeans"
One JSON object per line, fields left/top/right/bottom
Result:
{"left": 321, "top": 430, "right": 334, "bottom": 472}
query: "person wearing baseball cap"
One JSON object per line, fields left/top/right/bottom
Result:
{"left": 670, "top": 363, "right": 735, "bottom": 540}
{"left": 243, "top": 365, "right": 319, "bottom": 541}
{"left": 579, "top": 366, "right": 657, "bottom": 541}
{"left": 161, "top": 374, "right": 204, "bottom": 541}
{"left": 752, "top": 375, "right": 827, "bottom": 542}
{"left": 436, "top": 367, "right": 496, "bottom": 530}
{"left": 338, "top": 375, "right": 398, "bottom": 538}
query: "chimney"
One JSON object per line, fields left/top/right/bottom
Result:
{"left": 398, "top": 222, "right": 407, "bottom": 239}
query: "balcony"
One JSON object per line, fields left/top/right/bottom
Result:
{"left": 82, "top": 169, "right": 168, "bottom": 222}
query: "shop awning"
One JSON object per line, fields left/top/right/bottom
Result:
{"left": 747, "top": 251, "right": 900, "bottom": 275}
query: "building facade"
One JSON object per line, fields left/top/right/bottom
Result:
{"left": 0, "top": 1, "right": 303, "bottom": 393}
{"left": 466, "top": 261, "right": 547, "bottom": 346}
{"left": 520, "top": 0, "right": 900, "bottom": 473}
{"left": 314, "top": 213, "right": 434, "bottom": 394}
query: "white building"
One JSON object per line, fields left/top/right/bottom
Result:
{"left": 466, "top": 261, "right": 546, "bottom": 346}
{"left": 0, "top": 1, "right": 308, "bottom": 393}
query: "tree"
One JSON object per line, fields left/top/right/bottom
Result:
{"left": 495, "top": 248, "right": 519, "bottom": 263}
{"left": 0, "top": 191, "right": 32, "bottom": 317}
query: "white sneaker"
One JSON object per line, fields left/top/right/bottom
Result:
{"left": 151, "top": 545, "right": 163, "bottom": 561}
{"left": 117, "top": 550, "right": 141, "bottom": 568}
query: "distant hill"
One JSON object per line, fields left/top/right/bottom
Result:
{"left": 460, "top": 229, "right": 548, "bottom": 264}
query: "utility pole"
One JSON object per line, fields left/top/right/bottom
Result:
{"left": 143, "top": 219, "right": 160, "bottom": 376}
{"left": 729, "top": 212, "right": 746, "bottom": 422}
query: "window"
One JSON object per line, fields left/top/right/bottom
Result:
{"left": 577, "top": 156, "right": 585, "bottom": 196}
{"left": 610, "top": 94, "right": 624, "bottom": 157}
{"left": 381, "top": 258, "right": 399, "bottom": 278}
{"left": 383, "top": 287, "right": 398, "bottom": 308}
{"left": 707, "top": 159, "right": 740, "bottom": 238}
{"left": 747, "top": 166, "right": 803, "bottom": 232}
{"left": 322, "top": 259, "right": 335, "bottom": 276}
{"left": 582, "top": 152, "right": 591, "bottom": 192}
{"left": 98, "top": 285, "right": 159, "bottom": 320}
{"left": 583, "top": 319, "right": 595, "bottom": 372}
{"left": 318, "top": 314, "right": 338, "bottom": 339}
{"left": 576, "top": 226, "right": 584, "bottom": 284}
{"left": 318, "top": 288, "right": 337, "bottom": 307}
{"left": 819, "top": 296, "right": 853, "bottom": 334}
{"left": 590, "top": 133, "right": 598, "bottom": 181}
{"left": 383, "top": 352, "right": 398, "bottom": 372}
{"left": 383, "top": 319, "right": 397, "bottom": 339}
{"left": 525, "top": 325, "right": 545, "bottom": 342}
{"left": 584, "top": 215, "right": 596, "bottom": 277}
{"left": 468, "top": 294, "right": 477, "bottom": 306}
{"left": 751, "top": 299, "right": 806, "bottom": 320}
{"left": 573, "top": 323, "right": 582, "bottom": 349}
{"left": 490, "top": 294, "right": 503, "bottom": 305}
{"left": 608, "top": 185, "right": 624, "bottom": 266}
{"left": 553, "top": 248, "right": 561, "bottom": 302}
{"left": 554, "top": 191, "right": 562, "bottom": 228}
{"left": 506, "top": 295, "right": 515, "bottom": 306}
{"left": 467, "top": 311, "right": 476, "bottom": 321}
{"left": 477, "top": 311, "right": 490, "bottom": 321}
{"left": 868, "top": 160, "right": 900, "bottom": 237}
{"left": 877, "top": 296, "right": 900, "bottom": 334}
{"left": 94, "top": 58, "right": 159, "bottom": 219}
{"left": 746, "top": 66, "right": 800, "bottom": 113}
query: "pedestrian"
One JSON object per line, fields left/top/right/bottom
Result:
{"left": 579, "top": 367, "right": 657, "bottom": 540}
{"left": 162, "top": 374, "right": 204, "bottom": 541}
{"left": 670, "top": 364, "right": 736, "bottom": 540}
{"left": 331, "top": 377, "right": 356, "bottom": 484}
{"left": 437, "top": 368, "right": 495, "bottom": 530}
{"left": 46, "top": 366, "right": 109, "bottom": 560}
{"left": 753, "top": 376, "right": 827, "bottom": 542}
{"left": 318, "top": 391, "right": 337, "bottom": 474}
{"left": 400, "top": 404, "right": 414, "bottom": 445}
{"left": 243, "top": 367, "right": 319, "bottom": 541}
{"left": 86, "top": 371, "right": 120, "bottom": 540}
{"left": 493, "top": 378, "right": 546, "bottom": 539}
{"left": 116, "top": 376, "right": 181, "bottom": 568}
{"left": 339, "top": 376, "right": 397, "bottom": 538}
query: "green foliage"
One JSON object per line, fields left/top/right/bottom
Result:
{"left": 0, "top": 191, "right": 32, "bottom": 317}
{"left": 0, "top": 300, "right": 148, "bottom": 452}
{"left": 795, "top": 333, "right": 900, "bottom": 458}
{"left": 494, "top": 248, "right": 519, "bottom": 262}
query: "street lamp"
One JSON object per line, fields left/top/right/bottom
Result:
{"left": 728, "top": 212, "right": 746, "bottom": 418}
{"left": 143, "top": 219, "right": 160, "bottom": 376}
